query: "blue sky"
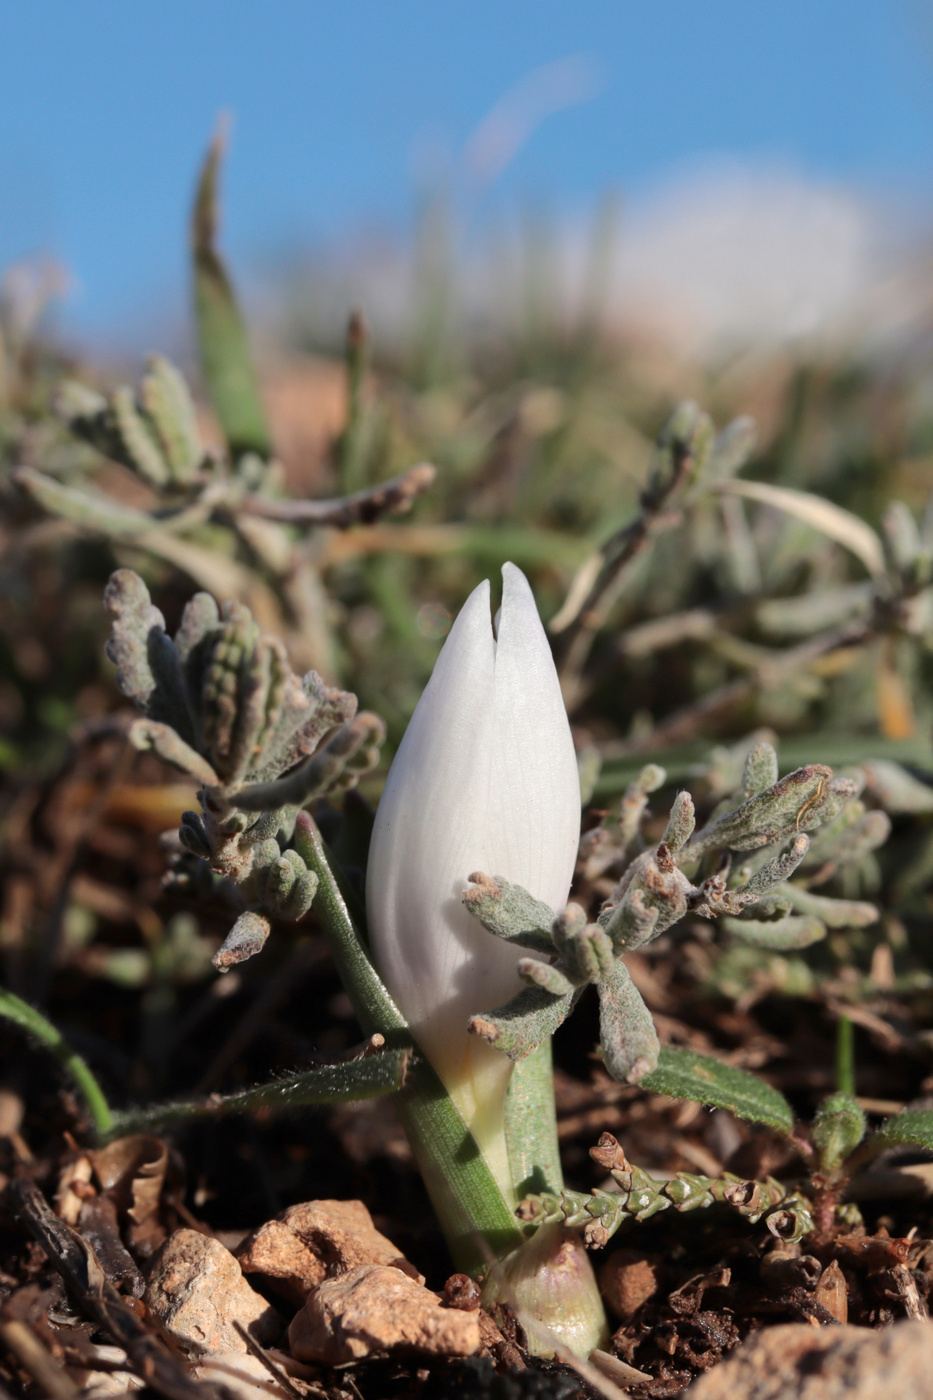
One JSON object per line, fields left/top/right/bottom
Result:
{"left": 1, "top": 0, "right": 931, "bottom": 343}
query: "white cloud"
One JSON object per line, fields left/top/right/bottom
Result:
{"left": 267, "top": 158, "right": 930, "bottom": 364}
{"left": 614, "top": 160, "right": 888, "bottom": 354}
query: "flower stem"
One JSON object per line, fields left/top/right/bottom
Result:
{"left": 835, "top": 1014, "right": 856, "bottom": 1095}
{"left": 0, "top": 987, "right": 113, "bottom": 1139}
{"left": 395, "top": 1061, "right": 523, "bottom": 1274}
{"left": 294, "top": 812, "right": 522, "bottom": 1273}
{"left": 505, "top": 1039, "right": 564, "bottom": 1197}
{"left": 499, "top": 1039, "right": 609, "bottom": 1357}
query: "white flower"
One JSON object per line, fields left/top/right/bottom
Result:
{"left": 365, "top": 562, "right": 580, "bottom": 1184}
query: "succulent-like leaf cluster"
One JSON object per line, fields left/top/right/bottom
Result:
{"left": 17, "top": 355, "right": 434, "bottom": 548}
{"left": 105, "top": 568, "right": 385, "bottom": 966}
{"left": 464, "top": 873, "right": 661, "bottom": 1082}
{"left": 553, "top": 402, "right": 762, "bottom": 705}
{"left": 57, "top": 357, "right": 204, "bottom": 490}
{"left": 14, "top": 352, "right": 256, "bottom": 563}
{"left": 14, "top": 135, "right": 435, "bottom": 684}
{"left": 514, "top": 1071, "right": 933, "bottom": 1248}
{"left": 12, "top": 142, "right": 439, "bottom": 707}
{"left": 519, "top": 1132, "right": 813, "bottom": 1248}
{"left": 465, "top": 740, "right": 888, "bottom": 1083}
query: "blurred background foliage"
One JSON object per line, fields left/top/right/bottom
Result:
{"left": 5, "top": 145, "right": 933, "bottom": 767}
{"left": 4, "top": 136, "right": 933, "bottom": 1121}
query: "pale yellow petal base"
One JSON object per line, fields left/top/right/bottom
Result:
{"left": 426, "top": 1033, "right": 518, "bottom": 1209}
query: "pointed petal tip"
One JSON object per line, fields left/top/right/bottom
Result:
{"left": 462, "top": 574, "right": 492, "bottom": 619}
{"left": 500, "top": 560, "right": 530, "bottom": 593}
{"left": 498, "top": 560, "right": 545, "bottom": 647}
{"left": 415, "top": 572, "right": 496, "bottom": 709}
{"left": 442, "top": 575, "right": 493, "bottom": 650}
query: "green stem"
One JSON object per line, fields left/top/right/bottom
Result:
{"left": 395, "top": 1061, "right": 522, "bottom": 1275}
{"left": 294, "top": 812, "right": 522, "bottom": 1273}
{"left": 293, "top": 813, "right": 407, "bottom": 1040}
{"left": 835, "top": 1014, "right": 856, "bottom": 1096}
{"left": 338, "top": 309, "right": 370, "bottom": 494}
{"left": 505, "top": 1039, "right": 563, "bottom": 1198}
{"left": 106, "top": 1049, "right": 410, "bottom": 1140}
{"left": 0, "top": 988, "right": 113, "bottom": 1139}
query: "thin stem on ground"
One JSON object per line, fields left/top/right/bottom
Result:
{"left": 0, "top": 987, "right": 113, "bottom": 1139}
{"left": 107, "top": 1049, "right": 410, "bottom": 1140}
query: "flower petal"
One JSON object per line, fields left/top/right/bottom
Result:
{"left": 486, "top": 562, "right": 581, "bottom": 916}
{"left": 366, "top": 580, "right": 504, "bottom": 1072}
{"left": 366, "top": 564, "right": 580, "bottom": 1111}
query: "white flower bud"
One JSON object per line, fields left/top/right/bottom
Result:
{"left": 366, "top": 563, "right": 579, "bottom": 1189}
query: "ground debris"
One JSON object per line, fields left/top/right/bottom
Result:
{"left": 7, "top": 721, "right": 933, "bottom": 1400}
{"left": 287, "top": 1263, "right": 482, "bottom": 1364}
{"left": 65, "top": 1343, "right": 145, "bottom": 1399}
{"left": 811, "top": 1260, "right": 848, "bottom": 1325}
{"left": 598, "top": 1250, "right": 660, "bottom": 1320}
{"left": 8, "top": 1177, "right": 225, "bottom": 1400}
{"left": 76, "top": 1196, "right": 145, "bottom": 1298}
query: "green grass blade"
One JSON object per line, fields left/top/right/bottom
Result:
{"left": 191, "top": 130, "right": 272, "bottom": 462}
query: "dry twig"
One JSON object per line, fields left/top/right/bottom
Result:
{"left": 11, "top": 1178, "right": 219, "bottom": 1400}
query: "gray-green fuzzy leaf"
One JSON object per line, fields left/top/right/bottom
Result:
{"left": 462, "top": 873, "right": 557, "bottom": 954}
{"left": 212, "top": 910, "right": 272, "bottom": 971}
{"left": 140, "top": 355, "right": 202, "bottom": 484}
{"left": 129, "top": 719, "right": 218, "bottom": 786}
{"left": 16, "top": 466, "right": 157, "bottom": 537}
{"left": 104, "top": 569, "right": 197, "bottom": 743}
{"left": 597, "top": 961, "right": 660, "bottom": 1083}
{"left": 721, "top": 911, "right": 826, "bottom": 950}
{"left": 861, "top": 759, "right": 933, "bottom": 815}
{"left": 111, "top": 384, "right": 170, "bottom": 488}
{"left": 687, "top": 764, "right": 836, "bottom": 855}
{"left": 468, "top": 985, "right": 580, "bottom": 1060}
{"left": 743, "top": 741, "right": 779, "bottom": 797}
{"left": 782, "top": 885, "right": 878, "bottom": 928}
{"left": 738, "top": 833, "right": 810, "bottom": 900}
{"left": 662, "top": 790, "right": 695, "bottom": 852}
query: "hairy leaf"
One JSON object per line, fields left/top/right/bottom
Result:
{"left": 868, "top": 1109, "right": 933, "bottom": 1156}
{"left": 107, "top": 1048, "right": 412, "bottom": 1138}
{"left": 640, "top": 1045, "right": 794, "bottom": 1134}
{"left": 812, "top": 1091, "right": 866, "bottom": 1171}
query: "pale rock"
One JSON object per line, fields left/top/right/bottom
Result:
{"left": 288, "top": 1263, "right": 481, "bottom": 1364}
{"left": 193, "top": 1352, "right": 291, "bottom": 1400}
{"left": 235, "top": 1198, "right": 422, "bottom": 1305}
{"left": 145, "top": 1229, "right": 282, "bottom": 1355}
{"left": 686, "top": 1319, "right": 933, "bottom": 1400}
{"left": 67, "top": 1345, "right": 144, "bottom": 1399}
